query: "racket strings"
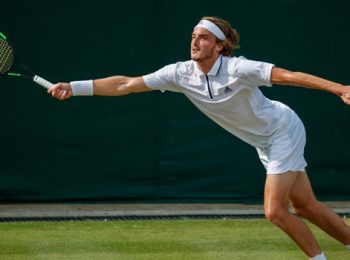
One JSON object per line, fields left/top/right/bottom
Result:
{"left": 0, "top": 39, "right": 14, "bottom": 74}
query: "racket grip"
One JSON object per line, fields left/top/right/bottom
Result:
{"left": 33, "top": 75, "right": 54, "bottom": 89}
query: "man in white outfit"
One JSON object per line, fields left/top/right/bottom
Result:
{"left": 48, "top": 16, "right": 350, "bottom": 259}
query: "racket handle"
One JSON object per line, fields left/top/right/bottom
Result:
{"left": 33, "top": 75, "right": 54, "bottom": 89}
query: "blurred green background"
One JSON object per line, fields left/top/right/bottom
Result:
{"left": 1, "top": 0, "right": 349, "bottom": 202}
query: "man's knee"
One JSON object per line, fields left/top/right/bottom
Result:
{"left": 291, "top": 199, "right": 321, "bottom": 218}
{"left": 264, "top": 206, "right": 288, "bottom": 225}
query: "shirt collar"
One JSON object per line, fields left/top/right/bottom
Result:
{"left": 194, "top": 55, "right": 223, "bottom": 76}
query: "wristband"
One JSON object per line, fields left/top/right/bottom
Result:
{"left": 70, "top": 80, "right": 94, "bottom": 96}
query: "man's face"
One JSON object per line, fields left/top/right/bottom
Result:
{"left": 191, "top": 27, "right": 220, "bottom": 62}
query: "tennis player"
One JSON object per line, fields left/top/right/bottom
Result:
{"left": 48, "top": 16, "right": 350, "bottom": 259}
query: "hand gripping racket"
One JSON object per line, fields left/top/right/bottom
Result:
{"left": 0, "top": 32, "right": 53, "bottom": 89}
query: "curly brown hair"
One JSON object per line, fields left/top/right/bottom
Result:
{"left": 200, "top": 16, "right": 240, "bottom": 56}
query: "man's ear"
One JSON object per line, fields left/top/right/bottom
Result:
{"left": 216, "top": 43, "right": 224, "bottom": 53}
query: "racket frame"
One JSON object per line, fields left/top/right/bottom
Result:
{"left": 0, "top": 32, "right": 53, "bottom": 89}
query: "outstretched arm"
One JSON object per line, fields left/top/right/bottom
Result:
{"left": 271, "top": 67, "right": 350, "bottom": 105}
{"left": 48, "top": 76, "right": 153, "bottom": 100}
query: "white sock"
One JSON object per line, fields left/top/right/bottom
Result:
{"left": 346, "top": 244, "right": 350, "bottom": 250}
{"left": 309, "top": 252, "right": 326, "bottom": 260}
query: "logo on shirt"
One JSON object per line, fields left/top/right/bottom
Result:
{"left": 224, "top": 87, "right": 233, "bottom": 93}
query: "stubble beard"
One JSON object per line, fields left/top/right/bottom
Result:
{"left": 191, "top": 46, "right": 216, "bottom": 63}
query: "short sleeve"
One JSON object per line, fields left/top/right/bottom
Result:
{"left": 143, "top": 64, "right": 181, "bottom": 93}
{"left": 230, "top": 56, "right": 275, "bottom": 87}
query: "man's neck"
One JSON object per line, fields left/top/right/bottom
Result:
{"left": 195, "top": 55, "right": 220, "bottom": 74}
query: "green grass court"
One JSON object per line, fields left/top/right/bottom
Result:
{"left": 0, "top": 218, "right": 349, "bottom": 259}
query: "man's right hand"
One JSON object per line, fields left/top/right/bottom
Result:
{"left": 48, "top": 83, "right": 72, "bottom": 101}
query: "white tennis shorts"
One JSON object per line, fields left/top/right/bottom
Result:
{"left": 256, "top": 109, "right": 307, "bottom": 175}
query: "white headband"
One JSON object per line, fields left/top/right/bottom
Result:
{"left": 194, "top": 20, "right": 226, "bottom": 40}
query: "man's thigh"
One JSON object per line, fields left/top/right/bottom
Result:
{"left": 289, "top": 171, "right": 318, "bottom": 209}
{"left": 264, "top": 171, "right": 299, "bottom": 209}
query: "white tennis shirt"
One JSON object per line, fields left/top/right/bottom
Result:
{"left": 143, "top": 55, "right": 294, "bottom": 149}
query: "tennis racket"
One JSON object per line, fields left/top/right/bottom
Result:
{"left": 0, "top": 32, "right": 53, "bottom": 89}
